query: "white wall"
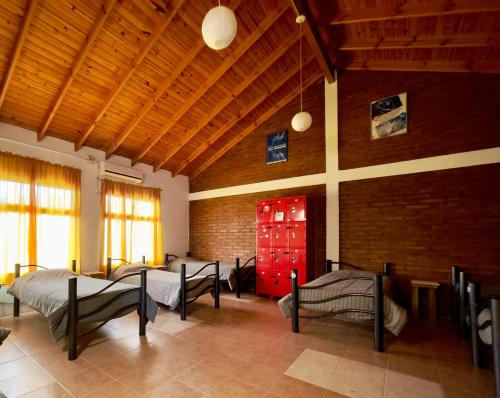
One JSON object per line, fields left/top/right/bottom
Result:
{"left": 0, "top": 122, "right": 189, "bottom": 272}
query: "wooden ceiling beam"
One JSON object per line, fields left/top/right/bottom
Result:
{"left": 345, "top": 59, "right": 500, "bottom": 73}
{"left": 172, "top": 55, "right": 316, "bottom": 176}
{"left": 189, "top": 70, "right": 322, "bottom": 180}
{"left": 104, "top": 0, "right": 243, "bottom": 159}
{"left": 289, "top": 0, "right": 335, "bottom": 83}
{"left": 329, "top": 0, "right": 500, "bottom": 25}
{"left": 0, "top": 0, "right": 38, "bottom": 109}
{"left": 130, "top": 3, "right": 289, "bottom": 166}
{"left": 37, "top": 0, "right": 117, "bottom": 141}
{"left": 339, "top": 34, "right": 500, "bottom": 51}
{"left": 73, "top": 0, "right": 186, "bottom": 151}
{"left": 153, "top": 33, "right": 301, "bottom": 172}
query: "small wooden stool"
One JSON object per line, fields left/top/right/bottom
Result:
{"left": 411, "top": 280, "right": 440, "bottom": 320}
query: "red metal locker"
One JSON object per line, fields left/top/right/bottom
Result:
{"left": 272, "top": 223, "right": 288, "bottom": 247}
{"left": 271, "top": 247, "right": 289, "bottom": 272}
{"left": 289, "top": 222, "right": 306, "bottom": 248}
{"left": 287, "top": 197, "right": 306, "bottom": 221}
{"left": 257, "top": 247, "right": 270, "bottom": 269}
{"left": 257, "top": 200, "right": 274, "bottom": 223}
{"left": 256, "top": 269, "right": 271, "bottom": 295}
{"left": 256, "top": 224, "right": 272, "bottom": 247}
{"left": 289, "top": 248, "right": 306, "bottom": 270}
{"left": 273, "top": 199, "right": 287, "bottom": 223}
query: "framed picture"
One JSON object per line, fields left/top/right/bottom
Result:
{"left": 370, "top": 93, "right": 407, "bottom": 140}
{"left": 266, "top": 130, "right": 288, "bottom": 164}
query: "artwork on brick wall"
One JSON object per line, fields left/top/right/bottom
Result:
{"left": 370, "top": 93, "right": 407, "bottom": 140}
{"left": 266, "top": 130, "right": 288, "bottom": 164}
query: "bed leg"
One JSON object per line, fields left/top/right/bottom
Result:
{"left": 468, "top": 282, "right": 482, "bottom": 368}
{"left": 68, "top": 277, "right": 78, "bottom": 361}
{"left": 139, "top": 269, "right": 147, "bottom": 336}
{"left": 291, "top": 269, "right": 299, "bottom": 333}
{"left": 142, "top": 255, "right": 146, "bottom": 264}
{"left": 106, "top": 257, "right": 111, "bottom": 280}
{"left": 235, "top": 258, "right": 240, "bottom": 298}
{"left": 325, "top": 259, "right": 332, "bottom": 274}
{"left": 451, "top": 265, "right": 460, "bottom": 322}
{"left": 491, "top": 297, "right": 500, "bottom": 398}
{"left": 374, "top": 274, "right": 384, "bottom": 352}
{"left": 215, "top": 261, "right": 220, "bottom": 309}
{"left": 459, "top": 271, "right": 468, "bottom": 339}
{"left": 13, "top": 263, "right": 20, "bottom": 317}
{"left": 72, "top": 259, "right": 77, "bottom": 273}
{"left": 180, "top": 263, "right": 187, "bottom": 321}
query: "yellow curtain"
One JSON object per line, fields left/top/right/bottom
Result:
{"left": 0, "top": 151, "right": 81, "bottom": 284}
{"left": 99, "top": 180, "right": 162, "bottom": 272}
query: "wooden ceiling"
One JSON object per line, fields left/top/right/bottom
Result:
{"left": 0, "top": 1, "right": 498, "bottom": 180}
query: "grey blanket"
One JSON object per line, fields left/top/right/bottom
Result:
{"left": 8, "top": 269, "right": 158, "bottom": 341}
{"left": 278, "top": 270, "right": 407, "bottom": 336}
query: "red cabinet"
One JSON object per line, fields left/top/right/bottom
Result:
{"left": 256, "top": 196, "right": 313, "bottom": 297}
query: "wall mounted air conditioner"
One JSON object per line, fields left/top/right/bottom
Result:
{"left": 98, "top": 161, "right": 143, "bottom": 184}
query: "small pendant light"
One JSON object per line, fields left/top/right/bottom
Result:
{"left": 202, "top": 0, "right": 237, "bottom": 51}
{"left": 291, "top": 15, "right": 312, "bottom": 132}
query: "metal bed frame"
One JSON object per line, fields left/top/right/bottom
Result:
{"left": 451, "top": 265, "right": 469, "bottom": 339}
{"left": 165, "top": 253, "right": 256, "bottom": 298}
{"left": 290, "top": 259, "right": 392, "bottom": 352}
{"left": 12, "top": 261, "right": 149, "bottom": 361}
{"left": 107, "top": 256, "right": 220, "bottom": 321}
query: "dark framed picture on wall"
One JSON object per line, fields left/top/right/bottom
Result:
{"left": 370, "top": 92, "right": 408, "bottom": 140}
{"left": 266, "top": 130, "right": 288, "bottom": 164}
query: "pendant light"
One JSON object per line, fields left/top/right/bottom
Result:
{"left": 201, "top": 0, "right": 237, "bottom": 51}
{"left": 291, "top": 15, "right": 312, "bottom": 132}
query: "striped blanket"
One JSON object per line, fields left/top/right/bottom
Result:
{"left": 278, "top": 270, "right": 407, "bottom": 336}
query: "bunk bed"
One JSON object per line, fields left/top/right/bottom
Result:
{"left": 278, "top": 260, "right": 407, "bottom": 352}
{"left": 8, "top": 262, "right": 158, "bottom": 360}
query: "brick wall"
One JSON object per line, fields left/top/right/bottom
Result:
{"left": 190, "top": 185, "right": 326, "bottom": 278}
{"left": 338, "top": 71, "right": 500, "bottom": 170}
{"left": 339, "top": 164, "right": 500, "bottom": 311}
{"left": 190, "top": 79, "right": 325, "bottom": 193}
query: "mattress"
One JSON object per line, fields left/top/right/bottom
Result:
{"left": 8, "top": 269, "right": 158, "bottom": 342}
{"left": 278, "top": 269, "right": 407, "bottom": 336}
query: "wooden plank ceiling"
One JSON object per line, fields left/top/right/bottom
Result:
{"left": 0, "top": 0, "right": 498, "bottom": 180}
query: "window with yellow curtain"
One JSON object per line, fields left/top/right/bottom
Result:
{"left": 99, "top": 180, "right": 162, "bottom": 270}
{"left": 0, "top": 151, "right": 81, "bottom": 284}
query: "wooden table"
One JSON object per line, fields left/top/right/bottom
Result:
{"left": 411, "top": 280, "right": 440, "bottom": 320}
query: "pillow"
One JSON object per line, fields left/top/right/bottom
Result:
{"left": 111, "top": 264, "right": 155, "bottom": 280}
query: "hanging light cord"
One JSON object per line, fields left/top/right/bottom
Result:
{"left": 299, "top": 20, "right": 303, "bottom": 112}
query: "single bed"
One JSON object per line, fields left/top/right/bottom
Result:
{"left": 278, "top": 260, "right": 407, "bottom": 352}
{"left": 8, "top": 263, "right": 158, "bottom": 360}
{"left": 165, "top": 253, "right": 255, "bottom": 298}
{"left": 107, "top": 258, "right": 220, "bottom": 321}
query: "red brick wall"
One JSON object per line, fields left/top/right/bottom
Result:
{"left": 339, "top": 164, "right": 500, "bottom": 311}
{"left": 190, "top": 79, "right": 325, "bottom": 193}
{"left": 190, "top": 185, "right": 326, "bottom": 278}
{"left": 338, "top": 71, "right": 500, "bottom": 170}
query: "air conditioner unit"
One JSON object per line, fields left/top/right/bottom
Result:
{"left": 98, "top": 161, "right": 143, "bottom": 184}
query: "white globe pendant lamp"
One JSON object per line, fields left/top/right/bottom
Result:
{"left": 291, "top": 15, "right": 312, "bottom": 132}
{"left": 201, "top": 1, "right": 237, "bottom": 51}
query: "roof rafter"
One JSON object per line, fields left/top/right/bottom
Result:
{"left": 105, "top": 0, "right": 243, "bottom": 159}
{"left": 73, "top": 0, "right": 187, "bottom": 151}
{"left": 0, "top": 0, "right": 39, "bottom": 109}
{"left": 37, "top": 0, "right": 118, "bottom": 141}
{"left": 328, "top": 0, "right": 500, "bottom": 25}
{"left": 172, "top": 55, "right": 316, "bottom": 176}
{"left": 190, "top": 70, "right": 322, "bottom": 180}
{"left": 153, "top": 32, "right": 301, "bottom": 172}
{"left": 129, "top": 3, "right": 289, "bottom": 166}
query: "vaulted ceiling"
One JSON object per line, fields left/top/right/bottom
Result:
{"left": 0, "top": 0, "right": 498, "bottom": 179}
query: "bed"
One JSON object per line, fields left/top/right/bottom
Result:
{"left": 8, "top": 263, "right": 158, "bottom": 360}
{"left": 165, "top": 252, "right": 255, "bottom": 298}
{"left": 278, "top": 260, "right": 407, "bottom": 352}
{"left": 107, "top": 258, "right": 220, "bottom": 321}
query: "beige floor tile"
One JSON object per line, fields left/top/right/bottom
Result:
{"left": 0, "top": 342, "right": 25, "bottom": 364}
{"left": 56, "top": 366, "right": 112, "bottom": 397}
{"left": 285, "top": 358, "right": 336, "bottom": 389}
{"left": 79, "top": 380, "right": 137, "bottom": 398}
{"left": 0, "top": 356, "right": 39, "bottom": 381}
{"left": 118, "top": 368, "right": 170, "bottom": 395}
{"left": 18, "top": 383, "right": 72, "bottom": 398}
{"left": 268, "top": 375, "right": 333, "bottom": 398}
{"left": 144, "top": 379, "right": 204, "bottom": 398}
{"left": 1, "top": 368, "right": 55, "bottom": 398}
{"left": 386, "top": 370, "right": 445, "bottom": 398}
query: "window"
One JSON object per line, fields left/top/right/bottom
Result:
{"left": 100, "top": 180, "right": 162, "bottom": 268}
{"left": 0, "top": 152, "right": 80, "bottom": 283}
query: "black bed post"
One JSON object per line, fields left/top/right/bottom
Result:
{"left": 325, "top": 259, "right": 332, "bottom": 274}
{"left": 291, "top": 268, "right": 299, "bottom": 333}
{"left": 459, "top": 271, "right": 468, "bottom": 339}
{"left": 186, "top": 251, "right": 191, "bottom": 257}
{"left": 139, "top": 268, "right": 147, "bottom": 336}
{"left": 180, "top": 263, "right": 187, "bottom": 321}
{"left": 491, "top": 297, "right": 500, "bottom": 398}
{"left": 468, "top": 281, "right": 481, "bottom": 368}
{"left": 374, "top": 274, "right": 384, "bottom": 352}
{"left": 141, "top": 255, "right": 146, "bottom": 264}
{"left": 383, "top": 262, "right": 391, "bottom": 276}
{"left": 164, "top": 253, "right": 168, "bottom": 265}
{"left": 13, "top": 263, "right": 20, "bottom": 317}
{"left": 215, "top": 261, "right": 220, "bottom": 309}
{"left": 71, "top": 259, "right": 77, "bottom": 273}
{"left": 68, "top": 276, "right": 78, "bottom": 361}
{"left": 235, "top": 257, "right": 241, "bottom": 298}
{"left": 451, "top": 265, "right": 460, "bottom": 321}
{"left": 106, "top": 257, "right": 111, "bottom": 279}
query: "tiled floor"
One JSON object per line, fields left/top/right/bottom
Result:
{"left": 0, "top": 295, "right": 495, "bottom": 397}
